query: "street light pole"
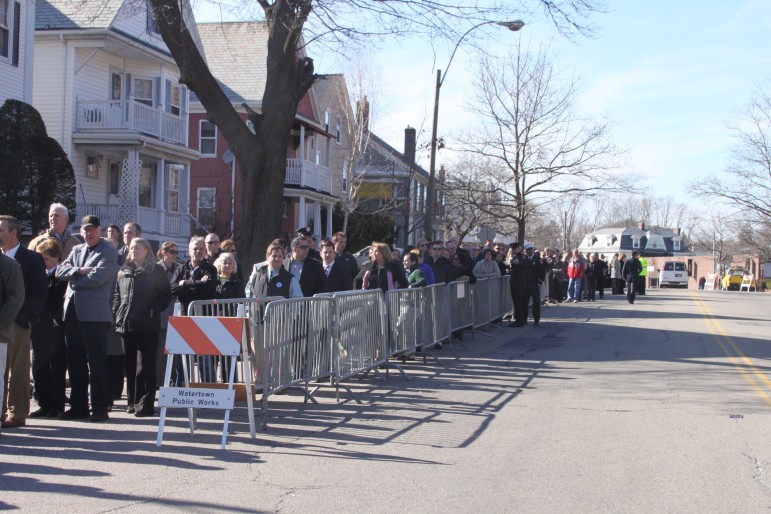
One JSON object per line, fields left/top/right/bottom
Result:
{"left": 423, "top": 19, "right": 524, "bottom": 242}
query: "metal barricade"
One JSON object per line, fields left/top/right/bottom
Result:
{"left": 447, "top": 280, "right": 474, "bottom": 333}
{"left": 260, "top": 297, "right": 335, "bottom": 427}
{"left": 386, "top": 288, "right": 423, "bottom": 356}
{"left": 472, "top": 278, "right": 493, "bottom": 328}
{"left": 187, "top": 298, "right": 278, "bottom": 388}
{"left": 488, "top": 276, "right": 504, "bottom": 321}
{"left": 424, "top": 283, "right": 450, "bottom": 346}
{"left": 331, "top": 290, "right": 388, "bottom": 383}
{"left": 499, "top": 276, "right": 513, "bottom": 318}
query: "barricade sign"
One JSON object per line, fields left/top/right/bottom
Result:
{"left": 739, "top": 275, "right": 756, "bottom": 292}
{"left": 157, "top": 315, "right": 252, "bottom": 449}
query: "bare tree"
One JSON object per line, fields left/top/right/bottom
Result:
{"left": 148, "top": 0, "right": 605, "bottom": 266}
{"left": 690, "top": 85, "right": 771, "bottom": 259}
{"left": 456, "top": 40, "right": 627, "bottom": 244}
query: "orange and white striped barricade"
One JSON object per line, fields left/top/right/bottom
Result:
{"left": 156, "top": 316, "right": 253, "bottom": 449}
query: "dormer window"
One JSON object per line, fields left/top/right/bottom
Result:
{"left": 673, "top": 237, "right": 682, "bottom": 251}
{"left": 606, "top": 235, "right": 615, "bottom": 246}
{"left": 632, "top": 236, "right": 641, "bottom": 249}
{"left": 146, "top": 0, "right": 160, "bottom": 36}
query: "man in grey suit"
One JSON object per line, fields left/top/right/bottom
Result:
{"left": 55, "top": 215, "right": 119, "bottom": 421}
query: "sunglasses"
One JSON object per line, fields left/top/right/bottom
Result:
{"left": 166, "top": 249, "right": 178, "bottom": 255}
{"left": 432, "top": 247, "right": 442, "bottom": 251}
{"left": 206, "top": 241, "right": 220, "bottom": 245}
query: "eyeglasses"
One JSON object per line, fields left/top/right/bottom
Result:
{"left": 206, "top": 241, "right": 220, "bottom": 245}
{"left": 297, "top": 245, "right": 310, "bottom": 250}
{"left": 166, "top": 249, "right": 178, "bottom": 255}
{"left": 432, "top": 247, "right": 442, "bottom": 251}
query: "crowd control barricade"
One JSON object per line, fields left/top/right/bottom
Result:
{"left": 488, "top": 276, "right": 504, "bottom": 321}
{"left": 330, "top": 290, "right": 389, "bottom": 389}
{"left": 259, "top": 297, "right": 335, "bottom": 428}
{"left": 157, "top": 316, "right": 253, "bottom": 449}
{"left": 472, "top": 278, "right": 494, "bottom": 330}
{"left": 448, "top": 280, "right": 474, "bottom": 335}
{"left": 384, "top": 287, "right": 440, "bottom": 370}
{"left": 424, "top": 283, "right": 451, "bottom": 347}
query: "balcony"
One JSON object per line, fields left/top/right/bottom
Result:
{"left": 285, "top": 158, "right": 331, "bottom": 193}
{"left": 75, "top": 98, "right": 187, "bottom": 146}
{"left": 75, "top": 204, "right": 185, "bottom": 237}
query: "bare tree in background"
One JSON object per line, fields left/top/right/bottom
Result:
{"left": 457, "top": 40, "right": 626, "bottom": 245}
{"left": 148, "top": 0, "right": 605, "bottom": 266}
{"left": 690, "top": 86, "right": 771, "bottom": 260}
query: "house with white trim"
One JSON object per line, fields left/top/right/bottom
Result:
{"left": 33, "top": 0, "right": 203, "bottom": 249}
{"left": 0, "top": 0, "right": 35, "bottom": 103}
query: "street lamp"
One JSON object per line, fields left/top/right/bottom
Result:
{"left": 423, "top": 19, "right": 525, "bottom": 241}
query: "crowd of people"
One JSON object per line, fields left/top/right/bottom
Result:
{"left": 0, "top": 203, "right": 646, "bottom": 431}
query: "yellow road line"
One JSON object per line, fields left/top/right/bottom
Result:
{"left": 690, "top": 292, "right": 771, "bottom": 407}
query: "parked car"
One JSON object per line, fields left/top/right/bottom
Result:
{"left": 722, "top": 267, "right": 748, "bottom": 291}
{"left": 659, "top": 261, "right": 688, "bottom": 288}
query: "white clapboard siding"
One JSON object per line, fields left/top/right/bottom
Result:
{"left": 32, "top": 38, "right": 69, "bottom": 150}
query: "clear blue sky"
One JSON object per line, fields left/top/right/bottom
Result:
{"left": 194, "top": 1, "right": 771, "bottom": 197}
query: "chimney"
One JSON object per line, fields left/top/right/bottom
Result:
{"left": 404, "top": 126, "right": 416, "bottom": 163}
{"left": 672, "top": 227, "right": 681, "bottom": 235}
{"left": 356, "top": 96, "right": 369, "bottom": 131}
{"left": 638, "top": 221, "right": 646, "bottom": 230}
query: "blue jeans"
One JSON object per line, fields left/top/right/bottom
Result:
{"left": 567, "top": 278, "right": 582, "bottom": 301}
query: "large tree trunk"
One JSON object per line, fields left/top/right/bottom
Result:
{"left": 150, "top": 0, "right": 315, "bottom": 269}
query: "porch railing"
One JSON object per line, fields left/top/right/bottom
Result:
{"left": 75, "top": 98, "right": 187, "bottom": 146}
{"left": 285, "top": 158, "right": 332, "bottom": 193}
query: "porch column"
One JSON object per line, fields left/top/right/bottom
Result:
{"left": 299, "top": 125, "right": 306, "bottom": 188}
{"left": 313, "top": 201, "right": 321, "bottom": 238}
{"left": 298, "top": 197, "right": 306, "bottom": 231}
{"left": 326, "top": 204, "right": 333, "bottom": 239}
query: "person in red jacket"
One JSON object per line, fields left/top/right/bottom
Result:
{"left": 566, "top": 249, "right": 586, "bottom": 303}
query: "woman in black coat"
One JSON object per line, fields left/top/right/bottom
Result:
{"left": 362, "top": 242, "right": 408, "bottom": 293}
{"left": 213, "top": 252, "right": 244, "bottom": 382}
{"left": 112, "top": 238, "right": 172, "bottom": 417}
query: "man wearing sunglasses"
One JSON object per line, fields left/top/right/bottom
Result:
{"left": 284, "top": 236, "right": 327, "bottom": 297}
{"left": 204, "top": 233, "right": 221, "bottom": 264}
{"left": 425, "top": 242, "right": 453, "bottom": 284}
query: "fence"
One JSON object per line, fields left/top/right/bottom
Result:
{"left": 170, "top": 279, "right": 513, "bottom": 433}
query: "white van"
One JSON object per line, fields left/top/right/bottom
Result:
{"left": 659, "top": 261, "right": 688, "bottom": 288}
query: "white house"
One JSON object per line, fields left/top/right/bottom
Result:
{"left": 33, "top": 0, "right": 204, "bottom": 249}
{"left": 0, "top": 0, "right": 35, "bottom": 103}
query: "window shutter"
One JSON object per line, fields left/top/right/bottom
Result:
{"left": 11, "top": 1, "right": 19, "bottom": 66}
{"left": 165, "top": 79, "right": 171, "bottom": 113}
{"left": 125, "top": 73, "right": 132, "bottom": 99}
{"left": 180, "top": 85, "right": 187, "bottom": 115}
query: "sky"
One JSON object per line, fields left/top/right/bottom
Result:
{"left": 193, "top": 0, "right": 771, "bottom": 199}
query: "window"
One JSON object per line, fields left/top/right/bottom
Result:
{"left": 139, "top": 162, "right": 156, "bottom": 208}
{"left": 111, "top": 72, "right": 123, "bottom": 100}
{"left": 166, "top": 80, "right": 180, "bottom": 116}
{"left": 199, "top": 120, "right": 216, "bottom": 156}
{"left": 0, "top": 0, "right": 10, "bottom": 59}
{"left": 133, "top": 77, "right": 153, "bottom": 106}
{"left": 673, "top": 237, "right": 681, "bottom": 251}
{"left": 632, "top": 236, "right": 640, "bottom": 249}
{"left": 108, "top": 161, "right": 121, "bottom": 195}
{"left": 197, "top": 188, "right": 216, "bottom": 230}
{"left": 324, "top": 110, "right": 329, "bottom": 132}
{"left": 166, "top": 165, "right": 181, "bottom": 212}
{"left": 146, "top": 0, "right": 159, "bottom": 35}
{"left": 335, "top": 118, "right": 342, "bottom": 144}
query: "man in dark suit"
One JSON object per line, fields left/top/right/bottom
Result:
{"left": 284, "top": 236, "right": 327, "bottom": 297}
{"left": 320, "top": 240, "right": 353, "bottom": 293}
{"left": 55, "top": 215, "right": 119, "bottom": 421}
{"left": 296, "top": 227, "right": 321, "bottom": 262}
{"left": 522, "top": 243, "right": 546, "bottom": 326}
{"left": 118, "top": 222, "right": 141, "bottom": 265}
{"left": 332, "top": 231, "right": 358, "bottom": 279}
{"left": 0, "top": 216, "right": 47, "bottom": 428}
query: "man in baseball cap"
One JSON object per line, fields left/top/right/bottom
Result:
{"left": 81, "top": 214, "right": 100, "bottom": 228}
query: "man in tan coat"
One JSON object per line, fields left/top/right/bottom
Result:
{"left": 0, "top": 253, "right": 24, "bottom": 434}
{"left": 28, "top": 203, "right": 80, "bottom": 260}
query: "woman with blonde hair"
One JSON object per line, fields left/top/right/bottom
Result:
{"left": 112, "top": 238, "right": 172, "bottom": 417}
{"left": 362, "top": 242, "right": 408, "bottom": 293}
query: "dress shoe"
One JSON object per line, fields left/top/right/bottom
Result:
{"left": 1, "top": 418, "right": 26, "bottom": 428}
{"left": 29, "top": 407, "right": 49, "bottom": 418}
{"left": 127, "top": 405, "right": 136, "bottom": 414}
{"left": 58, "top": 409, "right": 90, "bottom": 420}
{"left": 134, "top": 410, "right": 155, "bottom": 418}
{"left": 46, "top": 409, "right": 62, "bottom": 418}
{"left": 90, "top": 412, "right": 109, "bottom": 422}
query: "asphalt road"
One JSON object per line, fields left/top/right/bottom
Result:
{"left": 2, "top": 289, "right": 770, "bottom": 513}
